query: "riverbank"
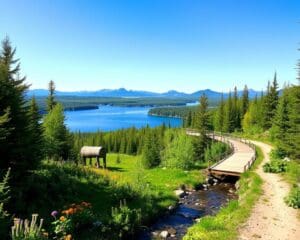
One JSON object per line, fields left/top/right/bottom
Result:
{"left": 184, "top": 146, "right": 264, "bottom": 240}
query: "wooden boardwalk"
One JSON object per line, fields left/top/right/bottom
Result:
{"left": 186, "top": 130, "right": 256, "bottom": 176}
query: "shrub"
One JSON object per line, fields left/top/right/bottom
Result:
{"left": 109, "top": 200, "right": 141, "bottom": 239}
{"left": 204, "top": 141, "right": 231, "bottom": 163}
{"left": 285, "top": 186, "right": 300, "bottom": 209}
{"left": 51, "top": 202, "right": 96, "bottom": 239}
{"left": 263, "top": 159, "right": 287, "bottom": 173}
{"left": 11, "top": 214, "right": 47, "bottom": 240}
{"left": 162, "top": 130, "right": 195, "bottom": 169}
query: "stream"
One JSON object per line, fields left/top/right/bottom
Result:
{"left": 138, "top": 180, "right": 237, "bottom": 239}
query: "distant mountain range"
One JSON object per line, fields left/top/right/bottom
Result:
{"left": 27, "top": 87, "right": 261, "bottom": 99}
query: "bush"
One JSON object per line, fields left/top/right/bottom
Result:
{"left": 204, "top": 141, "right": 231, "bottom": 163}
{"left": 109, "top": 200, "right": 141, "bottom": 239}
{"left": 51, "top": 202, "right": 96, "bottom": 239}
{"left": 162, "top": 130, "right": 195, "bottom": 169}
{"left": 263, "top": 159, "right": 287, "bottom": 173}
{"left": 285, "top": 186, "right": 300, "bottom": 209}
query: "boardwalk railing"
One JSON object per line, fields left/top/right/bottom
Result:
{"left": 186, "top": 129, "right": 257, "bottom": 175}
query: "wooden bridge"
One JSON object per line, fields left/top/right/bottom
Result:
{"left": 186, "top": 130, "right": 256, "bottom": 177}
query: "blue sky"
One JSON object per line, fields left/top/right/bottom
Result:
{"left": 0, "top": 0, "right": 299, "bottom": 92}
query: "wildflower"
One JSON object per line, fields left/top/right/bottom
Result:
{"left": 51, "top": 210, "right": 58, "bottom": 218}
{"left": 60, "top": 216, "right": 66, "bottom": 222}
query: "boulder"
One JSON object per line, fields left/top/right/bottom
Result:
{"left": 160, "top": 230, "right": 169, "bottom": 238}
{"left": 174, "top": 190, "right": 185, "bottom": 198}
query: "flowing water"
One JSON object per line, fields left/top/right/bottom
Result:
{"left": 139, "top": 182, "right": 237, "bottom": 239}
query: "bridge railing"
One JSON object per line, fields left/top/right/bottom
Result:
{"left": 186, "top": 129, "right": 257, "bottom": 172}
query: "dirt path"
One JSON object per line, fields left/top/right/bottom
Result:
{"left": 238, "top": 140, "right": 300, "bottom": 240}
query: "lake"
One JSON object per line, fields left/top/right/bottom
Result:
{"left": 65, "top": 105, "right": 182, "bottom": 132}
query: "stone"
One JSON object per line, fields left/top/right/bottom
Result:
{"left": 195, "top": 218, "right": 201, "bottom": 222}
{"left": 151, "top": 231, "right": 159, "bottom": 237}
{"left": 168, "top": 205, "right": 175, "bottom": 211}
{"left": 195, "top": 202, "right": 200, "bottom": 206}
{"left": 160, "top": 230, "right": 169, "bottom": 238}
{"left": 168, "top": 227, "right": 176, "bottom": 235}
{"left": 174, "top": 189, "right": 185, "bottom": 198}
{"left": 229, "top": 188, "right": 235, "bottom": 194}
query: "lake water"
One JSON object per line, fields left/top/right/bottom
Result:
{"left": 65, "top": 105, "right": 182, "bottom": 132}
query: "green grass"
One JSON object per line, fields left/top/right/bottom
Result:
{"left": 183, "top": 146, "right": 264, "bottom": 240}
{"left": 21, "top": 154, "right": 205, "bottom": 231}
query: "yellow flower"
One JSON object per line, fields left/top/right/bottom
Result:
{"left": 60, "top": 216, "right": 66, "bottom": 222}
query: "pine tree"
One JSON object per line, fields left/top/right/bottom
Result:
{"left": 285, "top": 86, "right": 300, "bottom": 159}
{"left": 241, "top": 85, "right": 249, "bottom": 117}
{"left": 43, "top": 103, "right": 73, "bottom": 160}
{"left": 224, "top": 91, "right": 234, "bottom": 132}
{"left": 46, "top": 80, "right": 56, "bottom": 112}
{"left": 270, "top": 89, "right": 290, "bottom": 155}
{"left": 233, "top": 86, "right": 241, "bottom": 130}
{"left": 263, "top": 73, "right": 279, "bottom": 129}
{"left": 27, "top": 97, "right": 44, "bottom": 168}
{"left": 0, "top": 37, "right": 37, "bottom": 179}
{"left": 142, "top": 131, "right": 161, "bottom": 168}
{"left": 214, "top": 93, "right": 225, "bottom": 131}
{"left": 193, "top": 94, "right": 210, "bottom": 161}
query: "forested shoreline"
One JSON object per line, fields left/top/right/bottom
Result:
{"left": 0, "top": 37, "right": 299, "bottom": 240}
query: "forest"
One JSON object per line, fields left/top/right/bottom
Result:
{"left": 0, "top": 37, "right": 299, "bottom": 240}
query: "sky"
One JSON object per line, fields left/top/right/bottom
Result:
{"left": 0, "top": 0, "right": 299, "bottom": 93}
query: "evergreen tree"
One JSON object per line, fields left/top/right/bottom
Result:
{"left": 27, "top": 97, "right": 44, "bottom": 168}
{"left": 241, "top": 85, "right": 249, "bottom": 117}
{"left": 224, "top": 91, "right": 234, "bottom": 132}
{"left": 46, "top": 80, "right": 56, "bottom": 112}
{"left": 214, "top": 93, "right": 225, "bottom": 131}
{"left": 142, "top": 131, "right": 161, "bottom": 168}
{"left": 233, "top": 86, "right": 241, "bottom": 130}
{"left": 43, "top": 103, "right": 74, "bottom": 160}
{"left": 263, "top": 73, "right": 279, "bottom": 129}
{"left": 285, "top": 86, "right": 300, "bottom": 159}
{"left": 270, "top": 89, "right": 290, "bottom": 155}
{"left": 193, "top": 94, "right": 209, "bottom": 161}
{"left": 0, "top": 109, "right": 11, "bottom": 143}
{"left": 0, "top": 37, "right": 38, "bottom": 179}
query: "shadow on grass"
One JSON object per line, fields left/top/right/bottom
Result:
{"left": 11, "top": 161, "right": 177, "bottom": 236}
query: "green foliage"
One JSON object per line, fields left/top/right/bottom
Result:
{"left": 263, "top": 159, "right": 287, "bottom": 173}
{"left": 263, "top": 74, "right": 279, "bottom": 129}
{"left": 110, "top": 200, "right": 141, "bottom": 239}
{"left": 51, "top": 202, "right": 95, "bottom": 239}
{"left": 204, "top": 141, "right": 231, "bottom": 163}
{"left": 142, "top": 131, "right": 161, "bottom": 168}
{"left": 162, "top": 130, "right": 195, "bottom": 169}
{"left": 184, "top": 147, "right": 264, "bottom": 240}
{"left": 43, "top": 103, "right": 74, "bottom": 161}
{"left": 46, "top": 80, "right": 56, "bottom": 112}
{"left": 0, "top": 37, "right": 43, "bottom": 182}
{"left": 11, "top": 214, "right": 46, "bottom": 240}
{"left": 193, "top": 94, "right": 210, "bottom": 161}
{"left": 0, "top": 168, "right": 11, "bottom": 238}
{"left": 115, "top": 155, "right": 121, "bottom": 164}
{"left": 285, "top": 186, "right": 300, "bottom": 209}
